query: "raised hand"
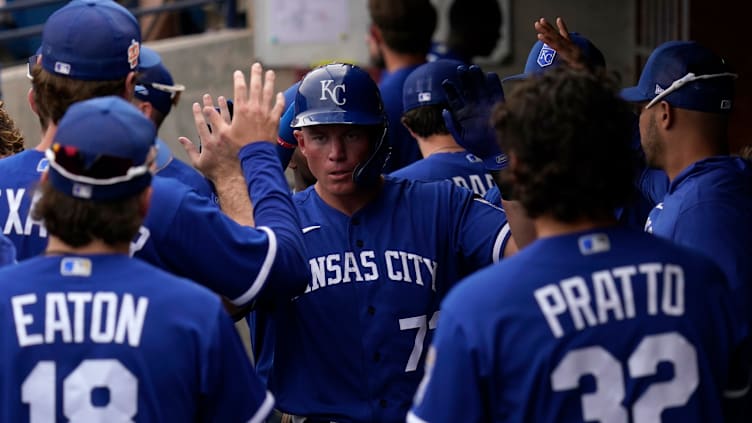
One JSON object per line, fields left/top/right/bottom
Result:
{"left": 534, "top": 17, "right": 585, "bottom": 70}
{"left": 441, "top": 65, "right": 507, "bottom": 170}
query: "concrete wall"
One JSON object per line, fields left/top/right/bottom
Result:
{"left": 1, "top": 28, "right": 299, "bottom": 163}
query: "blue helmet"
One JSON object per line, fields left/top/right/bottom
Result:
{"left": 292, "top": 63, "right": 390, "bottom": 185}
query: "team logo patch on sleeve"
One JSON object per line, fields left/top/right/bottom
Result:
{"left": 127, "top": 39, "right": 140, "bottom": 69}
{"left": 36, "top": 158, "right": 49, "bottom": 172}
{"left": 60, "top": 257, "right": 92, "bottom": 277}
{"left": 537, "top": 44, "right": 557, "bottom": 67}
{"left": 578, "top": 233, "right": 610, "bottom": 255}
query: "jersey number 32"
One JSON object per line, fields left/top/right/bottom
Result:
{"left": 551, "top": 332, "right": 698, "bottom": 423}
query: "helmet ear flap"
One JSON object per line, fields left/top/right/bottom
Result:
{"left": 353, "top": 123, "right": 391, "bottom": 186}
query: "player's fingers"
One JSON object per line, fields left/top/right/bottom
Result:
{"left": 247, "top": 62, "right": 263, "bottom": 108}
{"left": 441, "top": 79, "right": 464, "bottom": 111}
{"left": 203, "top": 105, "right": 225, "bottom": 135}
{"left": 270, "top": 92, "right": 286, "bottom": 123}
{"left": 177, "top": 136, "right": 200, "bottom": 166}
{"left": 202, "top": 93, "right": 215, "bottom": 111}
{"left": 261, "top": 70, "right": 277, "bottom": 114}
{"left": 485, "top": 72, "right": 504, "bottom": 104}
{"left": 233, "top": 69, "right": 248, "bottom": 107}
{"left": 556, "top": 17, "right": 571, "bottom": 40}
{"left": 191, "top": 102, "right": 212, "bottom": 144}
{"left": 217, "top": 96, "right": 232, "bottom": 124}
{"left": 464, "top": 65, "right": 486, "bottom": 99}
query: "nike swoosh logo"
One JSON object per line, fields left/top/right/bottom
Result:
{"left": 302, "top": 225, "right": 321, "bottom": 234}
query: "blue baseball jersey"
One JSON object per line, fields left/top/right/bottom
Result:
{"left": 644, "top": 156, "right": 752, "bottom": 323}
{"left": 389, "top": 152, "right": 496, "bottom": 196}
{"left": 484, "top": 184, "right": 502, "bottom": 206}
{"left": 379, "top": 66, "right": 422, "bottom": 173}
{"left": 256, "top": 176, "right": 511, "bottom": 422}
{"left": 153, "top": 138, "right": 215, "bottom": 199}
{"left": 0, "top": 254, "right": 273, "bottom": 422}
{"left": 0, "top": 143, "right": 309, "bottom": 307}
{"left": 0, "top": 233, "right": 16, "bottom": 266}
{"left": 0, "top": 150, "right": 49, "bottom": 258}
{"left": 132, "top": 143, "right": 310, "bottom": 306}
{"left": 409, "top": 226, "right": 745, "bottom": 423}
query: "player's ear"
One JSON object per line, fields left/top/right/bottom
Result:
{"left": 138, "top": 186, "right": 152, "bottom": 218}
{"left": 27, "top": 88, "right": 38, "bottom": 115}
{"left": 401, "top": 116, "right": 418, "bottom": 139}
{"left": 368, "top": 23, "right": 383, "bottom": 44}
{"left": 135, "top": 100, "right": 152, "bottom": 118}
{"left": 294, "top": 130, "right": 306, "bottom": 154}
{"left": 124, "top": 71, "right": 138, "bottom": 101}
{"left": 657, "top": 101, "right": 674, "bottom": 130}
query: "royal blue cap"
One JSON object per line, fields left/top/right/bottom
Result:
{"left": 134, "top": 46, "right": 185, "bottom": 116}
{"left": 402, "top": 59, "right": 464, "bottom": 112}
{"left": 40, "top": 0, "right": 141, "bottom": 80}
{"left": 48, "top": 96, "right": 156, "bottom": 201}
{"left": 503, "top": 33, "right": 605, "bottom": 82}
{"left": 278, "top": 81, "right": 301, "bottom": 146}
{"left": 621, "top": 41, "right": 736, "bottom": 114}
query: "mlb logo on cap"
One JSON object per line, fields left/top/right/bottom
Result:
{"left": 536, "top": 44, "right": 556, "bottom": 67}
{"left": 402, "top": 59, "right": 465, "bottom": 112}
{"left": 54, "top": 62, "right": 71, "bottom": 75}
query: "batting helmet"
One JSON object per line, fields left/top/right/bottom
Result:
{"left": 292, "top": 63, "right": 390, "bottom": 185}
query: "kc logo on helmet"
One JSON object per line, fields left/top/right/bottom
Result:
{"left": 537, "top": 44, "right": 556, "bottom": 67}
{"left": 320, "top": 80, "right": 346, "bottom": 105}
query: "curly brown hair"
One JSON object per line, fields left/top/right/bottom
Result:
{"left": 0, "top": 101, "right": 25, "bottom": 157}
{"left": 493, "top": 67, "right": 636, "bottom": 222}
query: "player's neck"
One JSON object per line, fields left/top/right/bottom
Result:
{"left": 35, "top": 122, "right": 58, "bottom": 152}
{"left": 417, "top": 135, "right": 464, "bottom": 158}
{"left": 534, "top": 215, "right": 617, "bottom": 239}
{"left": 45, "top": 236, "right": 131, "bottom": 256}
{"left": 381, "top": 47, "right": 426, "bottom": 73}
{"left": 314, "top": 178, "right": 383, "bottom": 216}
{"left": 663, "top": 135, "right": 728, "bottom": 182}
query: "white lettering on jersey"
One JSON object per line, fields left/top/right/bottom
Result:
{"left": 534, "top": 263, "right": 685, "bottom": 338}
{"left": 12, "top": 292, "right": 149, "bottom": 347}
{"left": 450, "top": 174, "right": 495, "bottom": 196}
{"left": 305, "top": 250, "right": 437, "bottom": 294}
{"left": 2, "top": 188, "right": 47, "bottom": 237}
{"left": 320, "top": 80, "right": 346, "bottom": 105}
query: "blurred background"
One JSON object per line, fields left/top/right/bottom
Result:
{"left": 0, "top": 0, "right": 748, "bottom": 159}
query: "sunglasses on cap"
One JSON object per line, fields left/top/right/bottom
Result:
{"left": 135, "top": 81, "right": 185, "bottom": 101}
{"left": 644, "top": 72, "right": 738, "bottom": 109}
{"left": 46, "top": 142, "right": 151, "bottom": 186}
{"left": 26, "top": 54, "right": 40, "bottom": 81}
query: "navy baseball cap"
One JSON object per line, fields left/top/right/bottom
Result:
{"left": 134, "top": 46, "right": 185, "bottom": 116}
{"left": 402, "top": 59, "right": 464, "bottom": 112}
{"left": 621, "top": 41, "right": 737, "bottom": 113}
{"left": 47, "top": 96, "right": 157, "bottom": 201}
{"left": 40, "top": 0, "right": 141, "bottom": 80}
{"left": 503, "top": 33, "right": 605, "bottom": 82}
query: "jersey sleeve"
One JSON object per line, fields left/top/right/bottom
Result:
{"left": 136, "top": 175, "right": 309, "bottom": 307}
{"left": 239, "top": 142, "right": 311, "bottom": 304}
{"left": 408, "top": 309, "right": 486, "bottom": 423}
{"left": 483, "top": 185, "right": 502, "bottom": 206}
{"left": 453, "top": 189, "right": 511, "bottom": 268}
{"left": 197, "top": 305, "right": 275, "bottom": 423}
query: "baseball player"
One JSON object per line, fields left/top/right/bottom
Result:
{"left": 132, "top": 45, "right": 214, "bottom": 198}
{"left": 1, "top": 0, "right": 309, "bottom": 310}
{"left": 409, "top": 67, "right": 748, "bottom": 423}
{"left": 390, "top": 59, "right": 498, "bottom": 196}
{"left": 221, "top": 63, "right": 516, "bottom": 422}
{"left": 622, "top": 41, "right": 752, "bottom": 326}
{"left": 367, "top": 0, "right": 436, "bottom": 172}
{"left": 0, "top": 96, "right": 274, "bottom": 422}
